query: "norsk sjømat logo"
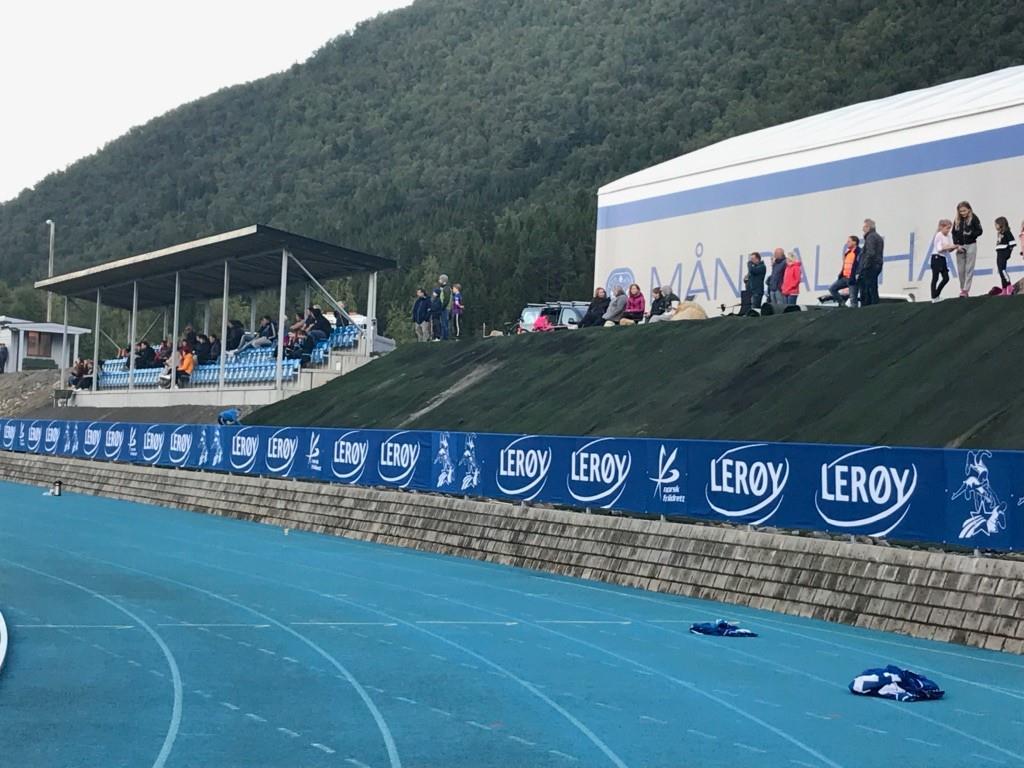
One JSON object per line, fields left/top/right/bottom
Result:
{"left": 331, "top": 431, "right": 369, "bottom": 483}
{"left": 378, "top": 432, "right": 421, "bottom": 488}
{"left": 567, "top": 437, "right": 632, "bottom": 509}
{"left": 265, "top": 428, "right": 300, "bottom": 476}
{"left": 705, "top": 444, "right": 789, "bottom": 524}
{"left": 815, "top": 446, "right": 917, "bottom": 536}
{"left": 230, "top": 428, "right": 260, "bottom": 472}
{"left": 496, "top": 435, "right": 552, "bottom": 501}
{"left": 650, "top": 445, "right": 685, "bottom": 504}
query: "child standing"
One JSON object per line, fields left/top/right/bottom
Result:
{"left": 994, "top": 217, "right": 1017, "bottom": 292}
{"left": 451, "top": 283, "right": 464, "bottom": 338}
{"left": 928, "top": 219, "right": 956, "bottom": 301}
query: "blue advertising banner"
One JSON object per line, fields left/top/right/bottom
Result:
{"left": 1, "top": 417, "right": 1021, "bottom": 551}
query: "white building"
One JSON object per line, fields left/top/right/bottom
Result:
{"left": 0, "top": 316, "right": 91, "bottom": 373}
{"left": 596, "top": 66, "right": 1024, "bottom": 314}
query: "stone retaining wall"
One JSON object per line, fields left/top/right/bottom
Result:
{"left": 2, "top": 452, "right": 1021, "bottom": 654}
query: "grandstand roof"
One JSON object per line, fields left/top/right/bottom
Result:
{"left": 599, "top": 65, "right": 1024, "bottom": 207}
{"left": 34, "top": 225, "right": 396, "bottom": 310}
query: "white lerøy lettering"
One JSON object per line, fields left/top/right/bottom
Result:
{"left": 499, "top": 448, "right": 551, "bottom": 480}
{"left": 144, "top": 432, "right": 165, "bottom": 453}
{"left": 267, "top": 436, "right": 297, "bottom": 462}
{"left": 84, "top": 428, "right": 101, "bottom": 446}
{"left": 105, "top": 430, "right": 123, "bottom": 449}
{"left": 170, "top": 433, "right": 192, "bottom": 454}
{"left": 709, "top": 456, "right": 785, "bottom": 496}
{"left": 704, "top": 445, "right": 789, "bottom": 524}
{"left": 380, "top": 441, "right": 419, "bottom": 468}
{"left": 334, "top": 440, "right": 368, "bottom": 466}
{"left": 232, "top": 435, "right": 259, "bottom": 457}
{"left": 28, "top": 426, "right": 42, "bottom": 444}
{"left": 45, "top": 426, "right": 60, "bottom": 445}
{"left": 815, "top": 447, "right": 918, "bottom": 536}
{"left": 570, "top": 451, "right": 629, "bottom": 484}
{"left": 820, "top": 463, "right": 913, "bottom": 505}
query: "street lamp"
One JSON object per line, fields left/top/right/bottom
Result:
{"left": 45, "top": 219, "right": 55, "bottom": 322}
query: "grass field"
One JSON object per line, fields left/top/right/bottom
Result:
{"left": 251, "top": 298, "right": 1024, "bottom": 449}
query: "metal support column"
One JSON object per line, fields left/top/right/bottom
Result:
{"left": 162, "top": 311, "right": 168, "bottom": 342}
{"left": 92, "top": 290, "right": 101, "bottom": 392}
{"left": 219, "top": 261, "right": 230, "bottom": 389}
{"left": 276, "top": 250, "right": 289, "bottom": 390}
{"left": 303, "top": 284, "right": 310, "bottom": 311}
{"left": 171, "top": 272, "right": 180, "bottom": 390}
{"left": 128, "top": 281, "right": 138, "bottom": 391}
{"left": 60, "top": 297, "right": 69, "bottom": 386}
{"left": 249, "top": 299, "right": 257, "bottom": 334}
{"left": 366, "top": 271, "right": 378, "bottom": 355}
{"left": 203, "top": 303, "right": 211, "bottom": 335}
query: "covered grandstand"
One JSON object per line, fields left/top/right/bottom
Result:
{"left": 34, "top": 225, "right": 395, "bottom": 407}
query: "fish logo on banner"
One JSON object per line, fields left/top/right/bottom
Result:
{"left": 307, "top": 432, "right": 322, "bottom": 473}
{"left": 951, "top": 450, "right": 1007, "bottom": 539}
{"left": 706, "top": 444, "right": 789, "bottom": 524}
{"left": 815, "top": 446, "right": 917, "bottom": 537}
{"left": 568, "top": 437, "right": 632, "bottom": 509}
{"left": 168, "top": 426, "right": 193, "bottom": 466}
{"left": 44, "top": 422, "right": 61, "bottom": 454}
{"left": 265, "top": 429, "right": 300, "bottom": 476}
{"left": 378, "top": 432, "right": 421, "bottom": 488}
{"left": 142, "top": 427, "right": 165, "bottom": 464}
{"left": 650, "top": 445, "right": 685, "bottom": 504}
{"left": 197, "top": 428, "right": 209, "bottom": 466}
{"left": 331, "top": 431, "right": 369, "bottom": 483}
{"left": 230, "top": 428, "right": 260, "bottom": 473}
{"left": 211, "top": 429, "right": 224, "bottom": 467}
{"left": 83, "top": 423, "right": 103, "bottom": 458}
{"left": 496, "top": 435, "right": 552, "bottom": 501}
{"left": 62, "top": 422, "right": 73, "bottom": 454}
{"left": 27, "top": 421, "right": 43, "bottom": 453}
{"left": 435, "top": 432, "right": 455, "bottom": 488}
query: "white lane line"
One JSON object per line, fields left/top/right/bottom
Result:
{"left": 712, "top": 689, "right": 739, "bottom": 698}
{"left": 156, "top": 623, "right": 270, "bottom": 628}
{"left": 149, "top": 669, "right": 166, "bottom": 678}
{"left": 416, "top": 620, "right": 518, "bottom": 626}
{"left": 400, "top": 646, "right": 415, "bottom": 652}
{"left": 565, "top": 652, "right": 585, "bottom": 659}
{"left": 277, "top": 727, "right": 300, "bottom": 738}
{"left": 507, "top": 638, "right": 526, "bottom": 644}
{"left": 805, "top": 712, "right": 834, "bottom": 721}
{"left": 687, "top": 729, "right": 718, "bottom": 740}
{"left": 258, "top": 648, "right": 276, "bottom": 656}
{"left": 855, "top": 724, "right": 888, "bottom": 735}
{"left": 291, "top": 621, "right": 397, "bottom": 627}
{"left": 459, "top": 662, "right": 479, "bottom": 670}
{"left": 237, "top": 641, "right": 253, "bottom": 648}
{"left": 245, "top": 713, "right": 267, "bottom": 723}
{"left": 394, "top": 697, "right": 417, "bottom": 705}
{"left": 345, "top": 759, "right": 372, "bottom": 768}
{"left": 16, "top": 624, "right": 134, "bottom": 629}
{"left": 215, "top": 633, "right": 232, "bottom": 640}
{"left": 466, "top": 720, "right": 492, "bottom": 731}
{"left": 734, "top": 743, "right": 768, "bottom": 754}
{"left": 430, "top": 654, "right": 447, "bottom": 661}
{"left": 538, "top": 620, "right": 632, "bottom": 625}
{"left": 429, "top": 707, "right": 452, "bottom": 717}
{"left": 508, "top": 735, "right": 536, "bottom": 747}
{"left": 907, "top": 737, "right": 941, "bottom": 748}
{"left": 283, "top": 656, "right": 299, "bottom": 664}
{"left": 365, "top": 685, "right": 385, "bottom": 694}
{"left": 639, "top": 715, "right": 668, "bottom": 725}
{"left": 548, "top": 749, "right": 578, "bottom": 762}
{"left": 634, "top": 669, "right": 654, "bottom": 677}
{"left": 971, "top": 753, "right": 1006, "bottom": 765}
{"left": 754, "top": 698, "right": 782, "bottom": 709}
{"left": 127, "top": 660, "right": 142, "bottom": 667}
{"left": 791, "top": 761, "right": 819, "bottom": 768}
{"left": 311, "top": 742, "right": 336, "bottom": 755}
{"left": 956, "top": 708, "right": 985, "bottom": 717}
{"left": 595, "top": 702, "right": 621, "bottom": 711}
{"left": 221, "top": 702, "right": 240, "bottom": 711}
{"left": 815, "top": 650, "right": 840, "bottom": 657}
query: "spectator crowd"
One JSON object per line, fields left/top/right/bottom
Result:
{"left": 412, "top": 274, "right": 465, "bottom": 341}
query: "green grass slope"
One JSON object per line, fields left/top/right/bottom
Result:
{"left": 251, "top": 299, "right": 1024, "bottom": 449}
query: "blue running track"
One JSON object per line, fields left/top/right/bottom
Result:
{"left": 1, "top": 479, "right": 1022, "bottom": 767}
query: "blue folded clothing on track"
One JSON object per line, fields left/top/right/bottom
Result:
{"left": 689, "top": 620, "right": 757, "bottom": 637}
{"left": 849, "top": 665, "right": 945, "bottom": 702}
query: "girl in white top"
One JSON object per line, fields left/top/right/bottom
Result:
{"left": 929, "top": 219, "right": 956, "bottom": 302}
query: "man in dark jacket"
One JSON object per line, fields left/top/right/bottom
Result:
{"left": 134, "top": 340, "right": 156, "bottom": 369}
{"left": 745, "top": 253, "right": 766, "bottom": 310}
{"left": 412, "top": 289, "right": 431, "bottom": 341}
{"left": 580, "top": 287, "right": 611, "bottom": 327}
{"left": 767, "top": 248, "right": 787, "bottom": 305}
{"left": 858, "top": 219, "right": 885, "bottom": 307}
{"left": 0, "top": 342, "right": 8, "bottom": 374}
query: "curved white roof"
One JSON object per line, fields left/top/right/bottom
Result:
{"left": 600, "top": 66, "right": 1024, "bottom": 206}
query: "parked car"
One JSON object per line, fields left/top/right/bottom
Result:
{"left": 507, "top": 301, "right": 590, "bottom": 334}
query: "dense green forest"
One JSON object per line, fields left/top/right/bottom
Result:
{"left": 1, "top": 0, "right": 1022, "bottom": 346}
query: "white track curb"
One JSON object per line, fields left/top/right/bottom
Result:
{"left": 0, "top": 609, "right": 8, "bottom": 674}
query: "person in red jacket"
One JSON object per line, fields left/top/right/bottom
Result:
{"left": 782, "top": 252, "right": 802, "bottom": 305}
{"left": 622, "top": 283, "right": 646, "bottom": 323}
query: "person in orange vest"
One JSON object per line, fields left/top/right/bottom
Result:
{"left": 828, "top": 235, "right": 861, "bottom": 306}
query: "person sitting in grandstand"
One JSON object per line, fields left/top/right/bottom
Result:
{"left": 68, "top": 358, "right": 90, "bottom": 388}
{"left": 647, "top": 285, "right": 680, "bottom": 323}
{"left": 828, "top": 235, "right": 860, "bottom": 305}
{"left": 183, "top": 323, "right": 198, "bottom": 349}
{"left": 133, "top": 340, "right": 156, "bottom": 369}
{"left": 193, "top": 333, "right": 212, "bottom": 365}
{"left": 602, "top": 285, "right": 627, "bottom": 325}
{"left": 285, "top": 330, "right": 315, "bottom": 365}
{"left": 334, "top": 300, "right": 352, "bottom": 328}
{"left": 621, "top": 283, "right": 645, "bottom": 324}
{"left": 290, "top": 309, "right": 306, "bottom": 335}
{"left": 235, "top": 316, "right": 277, "bottom": 356}
{"left": 154, "top": 339, "right": 171, "bottom": 366}
{"left": 306, "top": 305, "right": 332, "bottom": 342}
{"left": 175, "top": 344, "right": 195, "bottom": 386}
{"left": 208, "top": 333, "right": 221, "bottom": 363}
{"left": 225, "top": 320, "right": 244, "bottom": 352}
{"left": 580, "top": 287, "right": 610, "bottom": 327}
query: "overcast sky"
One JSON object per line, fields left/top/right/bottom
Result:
{"left": 0, "top": 0, "right": 413, "bottom": 203}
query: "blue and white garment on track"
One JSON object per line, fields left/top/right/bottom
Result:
{"left": 689, "top": 620, "right": 757, "bottom": 637}
{"left": 849, "top": 666, "right": 944, "bottom": 702}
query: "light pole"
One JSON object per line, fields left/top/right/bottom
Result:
{"left": 45, "top": 219, "right": 55, "bottom": 322}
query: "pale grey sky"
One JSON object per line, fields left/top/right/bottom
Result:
{"left": 0, "top": 0, "right": 412, "bottom": 202}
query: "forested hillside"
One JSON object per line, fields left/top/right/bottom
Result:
{"left": 2, "top": 0, "right": 1022, "bottom": 340}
